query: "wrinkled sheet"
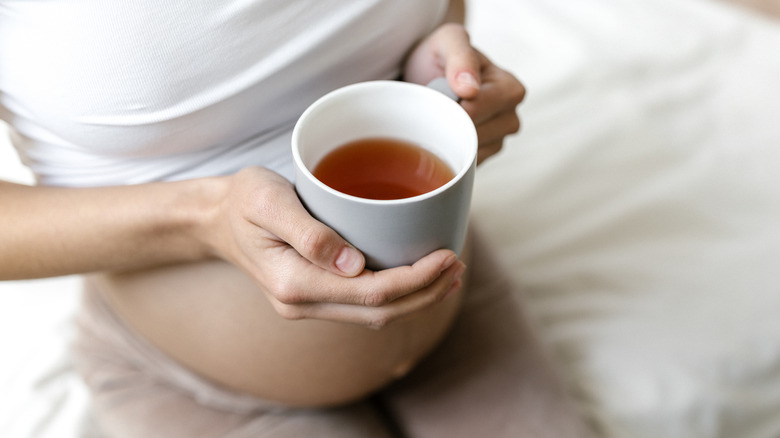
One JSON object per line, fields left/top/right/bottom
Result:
{"left": 2, "top": 0, "right": 780, "bottom": 436}
{"left": 469, "top": 0, "right": 780, "bottom": 436}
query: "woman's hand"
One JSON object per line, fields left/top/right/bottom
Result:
{"left": 204, "top": 167, "right": 465, "bottom": 329}
{"left": 0, "top": 166, "right": 463, "bottom": 329}
{"left": 403, "top": 23, "right": 526, "bottom": 164}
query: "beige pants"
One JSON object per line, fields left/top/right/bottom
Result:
{"left": 71, "top": 229, "right": 589, "bottom": 438}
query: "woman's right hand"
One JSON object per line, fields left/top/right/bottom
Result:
{"left": 203, "top": 167, "right": 466, "bottom": 329}
{"left": 0, "top": 165, "right": 463, "bottom": 328}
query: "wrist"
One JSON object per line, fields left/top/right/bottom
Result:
{"left": 174, "top": 176, "right": 231, "bottom": 262}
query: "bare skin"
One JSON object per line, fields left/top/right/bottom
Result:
{"left": 91, "top": 246, "right": 468, "bottom": 407}
{"left": 0, "top": 3, "right": 525, "bottom": 407}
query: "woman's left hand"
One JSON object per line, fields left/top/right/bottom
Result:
{"left": 403, "top": 23, "right": 526, "bottom": 164}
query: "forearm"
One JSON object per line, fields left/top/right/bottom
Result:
{"left": 0, "top": 177, "right": 226, "bottom": 280}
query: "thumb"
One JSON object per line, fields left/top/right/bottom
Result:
{"left": 295, "top": 222, "right": 366, "bottom": 277}
{"left": 436, "top": 24, "right": 482, "bottom": 99}
{"left": 300, "top": 224, "right": 366, "bottom": 277}
{"left": 260, "top": 186, "right": 366, "bottom": 277}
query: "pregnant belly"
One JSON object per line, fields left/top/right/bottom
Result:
{"left": 93, "top": 258, "right": 463, "bottom": 407}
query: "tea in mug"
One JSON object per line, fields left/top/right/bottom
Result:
{"left": 312, "top": 137, "right": 454, "bottom": 200}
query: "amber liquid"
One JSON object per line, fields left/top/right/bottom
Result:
{"left": 312, "top": 137, "right": 455, "bottom": 200}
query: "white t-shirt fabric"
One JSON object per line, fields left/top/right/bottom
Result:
{"left": 0, "top": 0, "right": 448, "bottom": 187}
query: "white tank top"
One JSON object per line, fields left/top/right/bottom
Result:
{"left": 0, "top": 0, "right": 448, "bottom": 186}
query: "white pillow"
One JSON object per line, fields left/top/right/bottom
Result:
{"left": 468, "top": 0, "right": 780, "bottom": 436}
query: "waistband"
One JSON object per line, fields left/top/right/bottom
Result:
{"left": 71, "top": 276, "right": 284, "bottom": 414}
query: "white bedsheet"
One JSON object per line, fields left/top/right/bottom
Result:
{"left": 2, "top": 0, "right": 780, "bottom": 436}
{"left": 468, "top": 0, "right": 780, "bottom": 436}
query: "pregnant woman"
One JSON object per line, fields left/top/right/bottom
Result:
{"left": 0, "top": 1, "right": 589, "bottom": 436}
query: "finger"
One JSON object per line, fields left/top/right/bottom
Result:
{"left": 274, "top": 258, "right": 467, "bottom": 328}
{"left": 253, "top": 178, "right": 365, "bottom": 277}
{"left": 476, "top": 110, "right": 522, "bottom": 144}
{"left": 474, "top": 111, "right": 522, "bottom": 164}
{"left": 269, "top": 248, "right": 459, "bottom": 308}
{"left": 434, "top": 23, "right": 482, "bottom": 99}
{"left": 477, "top": 140, "right": 505, "bottom": 165}
{"left": 460, "top": 77, "right": 525, "bottom": 125}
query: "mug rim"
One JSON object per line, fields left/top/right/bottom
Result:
{"left": 291, "top": 80, "right": 478, "bottom": 206}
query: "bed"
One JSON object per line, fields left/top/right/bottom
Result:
{"left": 2, "top": 0, "right": 780, "bottom": 436}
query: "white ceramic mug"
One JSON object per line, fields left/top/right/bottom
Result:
{"left": 292, "top": 80, "right": 477, "bottom": 270}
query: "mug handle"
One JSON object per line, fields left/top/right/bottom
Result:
{"left": 426, "top": 77, "right": 460, "bottom": 102}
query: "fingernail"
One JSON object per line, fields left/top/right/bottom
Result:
{"left": 446, "top": 263, "right": 467, "bottom": 297}
{"left": 441, "top": 253, "right": 459, "bottom": 273}
{"left": 445, "top": 277, "right": 463, "bottom": 298}
{"left": 453, "top": 262, "right": 467, "bottom": 280}
{"left": 336, "top": 247, "right": 364, "bottom": 276}
{"left": 456, "top": 72, "right": 480, "bottom": 91}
